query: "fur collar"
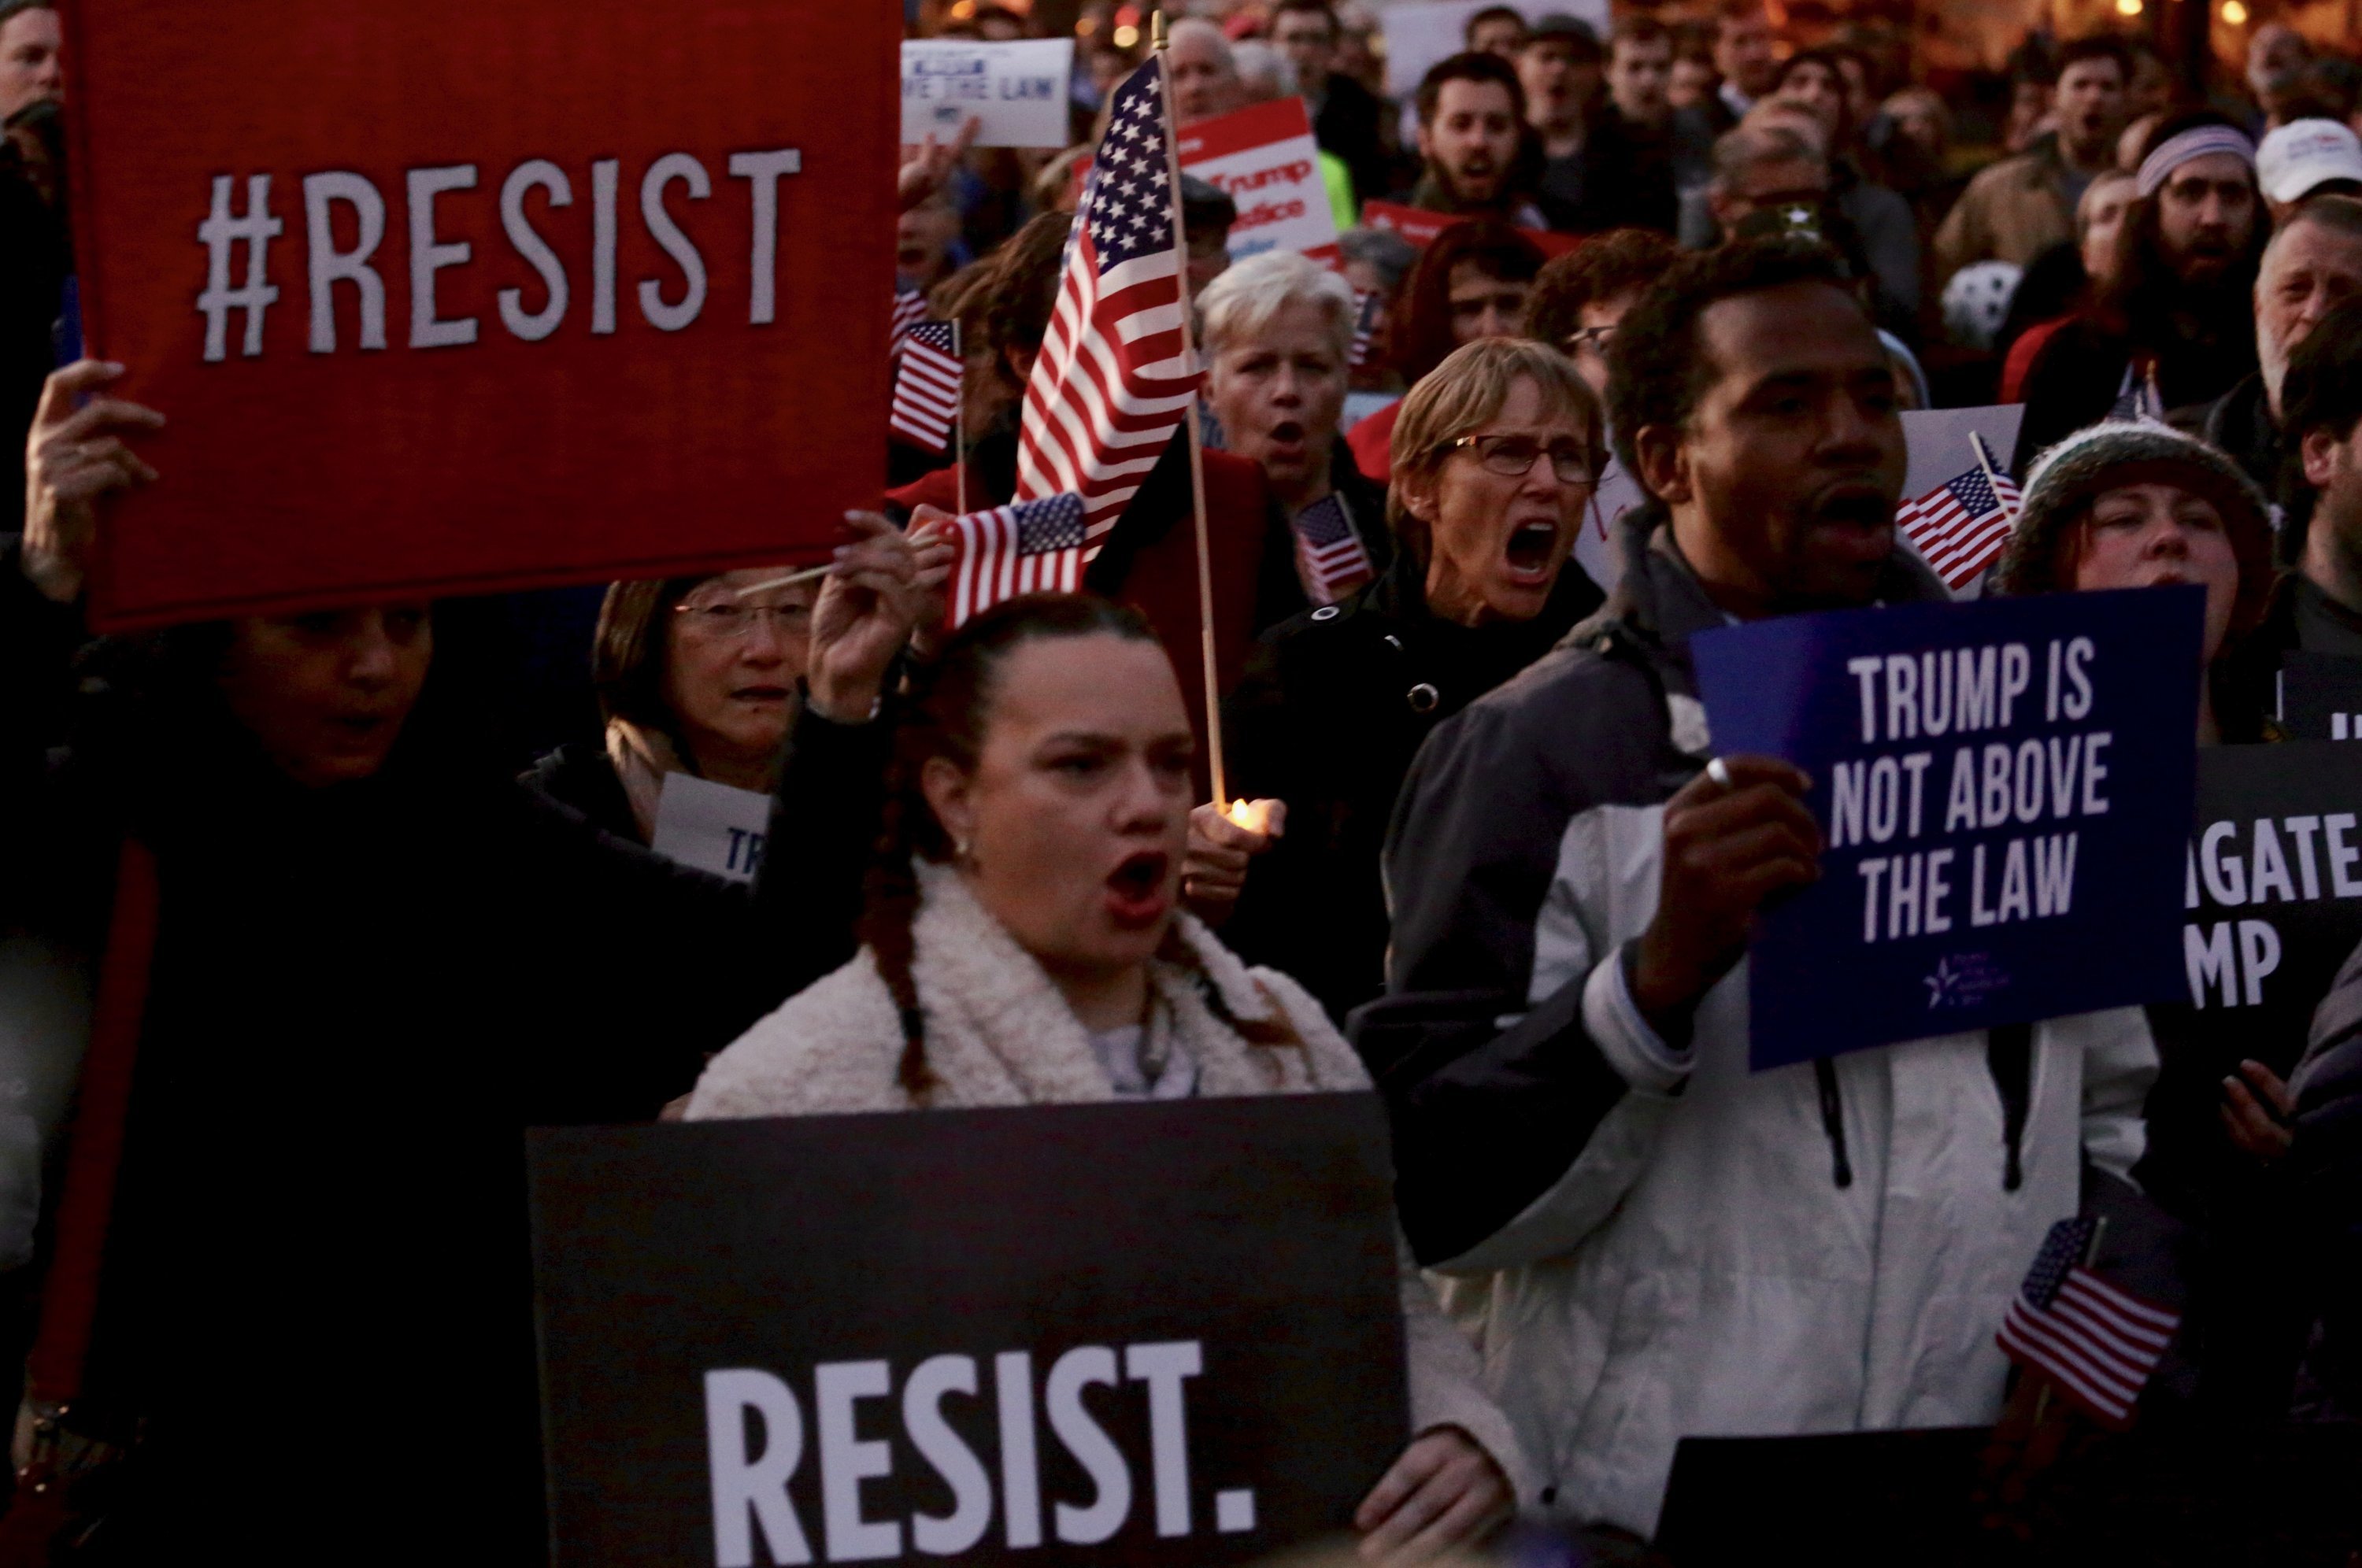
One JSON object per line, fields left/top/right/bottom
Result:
{"left": 687, "top": 860, "right": 1367, "bottom": 1120}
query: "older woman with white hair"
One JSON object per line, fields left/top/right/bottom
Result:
{"left": 1199, "top": 250, "right": 1394, "bottom": 605}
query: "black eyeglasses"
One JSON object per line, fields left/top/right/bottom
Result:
{"left": 1443, "top": 433, "right": 1594, "bottom": 484}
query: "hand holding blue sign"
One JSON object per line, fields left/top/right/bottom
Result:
{"left": 1693, "top": 587, "right": 2203, "bottom": 1069}
{"left": 1631, "top": 754, "right": 1820, "bottom": 1036}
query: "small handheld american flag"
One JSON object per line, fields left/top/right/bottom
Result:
{"left": 946, "top": 494, "right": 1089, "bottom": 629}
{"left": 890, "top": 321, "right": 963, "bottom": 454}
{"left": 1897, "top": 432, "right": 2023, "bottom": 591}
{"left": 1293, "top": 494, "right": 1375, "bottom": 605}
{"left": 1996, "top": 1215, "right": 2181, "bottom": 1429}
{"left": 1348, "top": 288, "right": 1383, "bottom": 370}
{"left": 890, "top": 283, "right": 929, "bottom": 351}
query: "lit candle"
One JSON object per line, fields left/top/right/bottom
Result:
{"left": 1224, "top": 797, "right": 1277, "bottom": 837}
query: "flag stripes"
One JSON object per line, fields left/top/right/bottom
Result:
{"left": 946, "top": 494, "right": 1089, "bottom": 628}
{"left": 1996, "top": 1217, "right": 2181, "bottom": 1429}
{"left": 1897, "top": 463, "right": 2023, "bottom": 590}
{"left": 890, "top": 322, "right": 961, "bottom": 453}
{"left": 1013, "top": 57, "right": 1198, "bottom": 557}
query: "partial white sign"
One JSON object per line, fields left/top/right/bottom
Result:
{"left": 650, "top": 774, "right": 772, "bottom": 885}
{"left": 1378, "top": 0, "right": 1610, "bottom": 102}
{"left": 1178, "top": 97, "right": 1341, "bottom": 264}
{"left": 901, "top": 39, "right": 1076, "bottom": 149}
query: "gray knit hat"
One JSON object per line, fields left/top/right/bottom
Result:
{"left": 1990, "top": 419, "right": 2276, "bottom": 631}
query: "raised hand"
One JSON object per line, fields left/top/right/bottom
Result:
{"left": 1630, "top": 755, "right": 1821, "bottom": 1032}
{"left": 22, "top": 361, "right": 165, "bottom": 605}
{"left": 807, "top": 512, "right": 921, "bottom": 723}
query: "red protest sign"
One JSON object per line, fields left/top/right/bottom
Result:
{"left": 1175, "top": 98, "right": 1340, "bottom": 267}
{"left": 62, "top": 1, "right": 895, "bottom": 631}
{"left": 1359, "top": 199, "right": 1582, "bottom": 258}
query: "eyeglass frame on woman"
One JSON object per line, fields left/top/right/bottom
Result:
{"left": 1438, "top": 432, "right": 1596, "bottom": 486}
{"left": 671, "top": 594, "right": 814, "bottom": 641}
{"left": 1564, "top": 324, "right": 1615, "bottom": 354}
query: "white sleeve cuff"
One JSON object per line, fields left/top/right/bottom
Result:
{"left": 1582, "top": 949, "right": 1695, "bottom": 1095}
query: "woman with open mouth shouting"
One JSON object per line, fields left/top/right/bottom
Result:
{"left": 688, "top": 594, "right": 1531, "bottom": 1562}
{"left": 1190, "top": 337, "right": 1607, "bottom": 1023}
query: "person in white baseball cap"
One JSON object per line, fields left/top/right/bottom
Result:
{"left": 2256, "top": 118, "right": 2362, "bottom": 224}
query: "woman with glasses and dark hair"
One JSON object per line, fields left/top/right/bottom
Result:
{"left": 1187, "top": 337, "right": 1606, "bottom": 1022}
{"left": 526, "top": 516, "right": 952, "bottom": 852}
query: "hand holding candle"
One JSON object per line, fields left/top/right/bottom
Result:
{"left": 1183, "top": 798, "right": 1287, "bottom": 926}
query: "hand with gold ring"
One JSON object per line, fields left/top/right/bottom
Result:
{"left": 1182, "top": 799, "right": 1287, "bottom": 927}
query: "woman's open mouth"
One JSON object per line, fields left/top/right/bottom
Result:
{"left": 1105, "top": 850, "right": 1172, "bottom": 928}
{"left": 730, "top": 684, "right": 793, "bottom": 704}
{"left": 1503, "top": 520, "right": 1560, "bottom": 582}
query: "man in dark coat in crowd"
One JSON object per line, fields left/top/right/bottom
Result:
{"left": 2016, "top": 113, "right": 2268, "bottom": 469}
{"left": 2183, "top": 193, "right": 2362, "bottom": 559}
{"left": 1402, "top": 52, "right": 1549, "bottom": 229}
{"left": 1271, "top": 0, "right": 1391, "bottom": 210}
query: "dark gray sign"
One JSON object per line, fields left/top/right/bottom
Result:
{"left": 2185, "top": 742, "right": 2362, "bottom": 1057}
{"left": 528, "top": 1093, "right": 1408, "bottom": 1566}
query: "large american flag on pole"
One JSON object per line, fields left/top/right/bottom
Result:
{"left": 1996, "top": 1216, "right": 2181, "bottom": 1429}
{"left": 1897, "top": 435, "right": 2023, "bottom": 591}
{"left": 890, "top": 321, "right": 962, "bottom": 453}
{"left": 946, "top": 494, "right": 1090, "bottom": 629}
{"left": 1013, "top": 57, "right": 1197, "bottom": 557}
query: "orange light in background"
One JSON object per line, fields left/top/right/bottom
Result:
{"left": 2116, "top": 0, "right": 2143, "bottom": 15}
{"left": 1113, "top": 22, "right": 1140, "bottom": 46}
{"left": 2221, "top": 0, "right": 2249, "bottom": 21}
{"left": 949, "top": 0, "right": 976, "bottom": 17}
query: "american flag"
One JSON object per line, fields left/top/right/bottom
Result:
{"left": 890, "top": 283, "right": 929, "bottom": 351}
{"left": 1294, "top": 494, "right": 1375, "bottom": 605}
{"left": 1996, "top": 1216, "right": 2181, "bottom": 1429}
{"left": 1897, "top": 437, "right": 2023, "bottom": 591}
{"left": 890, "top": 321, "right": 962, "bottom": 453}
{"left": 946, "top": 494, "right": 1089, "bottom": 628}
{"left": 2106, "top": 357, "right": 2163, "bottom": 422}
{"left": 1013, "top": 57, "right": 1198, "bottom": 557}
{"left": 1348, "top": 288, "right": 1383, "bottom": 369}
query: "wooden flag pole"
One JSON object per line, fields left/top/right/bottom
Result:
{"left": 953, "top": 317, "right": 968, "bottom": 518}
{"left": 1150, "top": 8, "right": 1231, "bottom": 809}
{"left": 1969, "top": 429, "right": 2012, "bottom": 513}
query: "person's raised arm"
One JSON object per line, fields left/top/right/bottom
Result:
{"left": 20, "top": 361, "right": 163, "bottom": 606}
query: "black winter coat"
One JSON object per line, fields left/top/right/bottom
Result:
{"left": 1220, "top": 548, "right": 1603, "bottom": 1023}
{"left": 0, "top": 579, "right": 854, "bottom": 1562}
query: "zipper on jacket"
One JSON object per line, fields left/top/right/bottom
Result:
{"left": 1986, "top": 1022, "right": 2033, "bottom": 1191}
{"left": 1812, "top": 1057, "right": 1854, "bottom": 1189}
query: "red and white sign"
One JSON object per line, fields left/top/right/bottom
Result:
{"left": 1177, "top": 98, "right": 1339, "bottom": 268}
{"left": 62, "top": 0, "right": 895, "bottom": 630}
{"left": 1360, "top": 199, "right": 1582, "bottom": 258}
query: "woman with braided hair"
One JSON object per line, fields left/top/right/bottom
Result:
{"left": 686, "top": 593, "right": 1531, "bottom": 1562}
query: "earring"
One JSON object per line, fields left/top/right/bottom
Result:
{"left": 953, "top": 836, "right": 973, "bottom": 863}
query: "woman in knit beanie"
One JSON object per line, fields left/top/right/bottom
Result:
{"left": 1991, "top": 418, "right": 2278, "bottom": 741}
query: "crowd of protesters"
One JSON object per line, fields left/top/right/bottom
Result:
{"left": 2, "top": 0, "right": 2361, "bottom": 1561}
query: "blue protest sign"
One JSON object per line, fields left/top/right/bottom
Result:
{"left": 1691, "top": 587, "right": 2203, "bottom": 1070}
